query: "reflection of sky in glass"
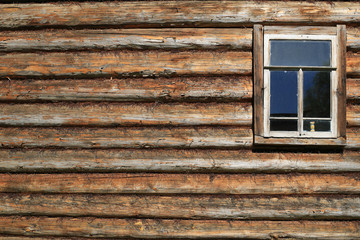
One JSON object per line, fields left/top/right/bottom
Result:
{"left": 270, "top": 40, "right": 331, "bottom": 66}
{"left": 303, "top": 71, "right": 330, "bottom": 118}
{"left": 270, "top": 71, "right": 298, "bottom": 117}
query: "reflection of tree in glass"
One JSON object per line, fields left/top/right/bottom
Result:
{"left": 303, "top": 72, "right": 330, "bottom": 118}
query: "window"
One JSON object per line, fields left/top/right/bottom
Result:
{"left": 254, "top": 26, "right": 346, "bottom": 146}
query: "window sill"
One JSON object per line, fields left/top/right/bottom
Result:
{"left": 254, "top": 135, "right": 346, "bottom": 147}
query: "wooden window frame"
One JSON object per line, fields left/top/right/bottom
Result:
{"left": 254, "top": 25, "right": 346, "bottom": 146}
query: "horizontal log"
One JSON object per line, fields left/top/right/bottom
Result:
{"left": 0, "top": 149, "right": 359, "bottom": 173}
{"left": 347, "top": 104, "right": 360, "bottom": 127}
{"left": 0, "top": 216, "right": 358, "bottom": 239}
{"left": 0, "top": 103, "right": 357, "bottom": 127}
{"left": 1, "top": 27, "right": 358, "bottom": 52}
{"left": 1, "top": 194, "right": 359, "bottom": 220}
{"left": 0, "top": 102, "right": 252, "bottom": 127}
{"left": 347, "top": 78, "right": 360, "bottom": 101}
{"left": 347, "top": 27, "right": 360, "bottom": 51}
{"left": 347, "top": 51, "right": 360, "bottom": 77}
{"left": 346, "top": 127, "right": 360, "bottom": 149}
{"left": 0, "top": 28, "right": 252, "bottom": 51}
{"left": 0, "top": 76, "right": 252, "bottom": 102}
{"left": 0, "top": 127, "right": 358, "bottom": 149}
{"left": 0, "top": 127, "right": 252, "bottom": 149}
{"left": 0, "top": 173, "right": 359, "bottom": 194}
{"left": 0, "top": 51, "right": 252, "bottom": 78}
{"left": 1, "top": 2, "right": 358, "bottom": 29}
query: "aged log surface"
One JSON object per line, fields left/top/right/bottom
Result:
{"left": 0, "top": 102, "right": 252, "bottom": 127}
{"left": 347, "top": 78, "right": 360, "bottom": 101}
{"left": 0, "top": 173, "right": 359, "bottom": 194}
{"left": 347, "top": 104, "right": 360, "bottom": 127}
{"left": 0, "top": 216, "right": 358, "bottom": 239}
{"left": 0, "top": 127, "right": 358, "bottom": 149}
{"left": 0, "top": 28, "right": 252, "bottom": 51}
{"left": 0, "top": 27, "right": 358, "bottom": 52}
{"left": 1, "top": 1, "right": 359, "bottom": 29}
{"left": 0, "top": 50, "right": 356, "bottom": 78}
{"left": 347, "top": 27, "right": 360, "bottom": 51}
{"left": 0, "top": 51, "right": 252, "bottom": 77}
{"left": 0, "top": 77, "right": 252, "bottom": 102}
{"left": 0, "top": 127, "right": 253, "bottom": 149}
{"left": 0, "top": 149, "right": 359, "bottom": 173}
{"left": 253, "top": 24, "right": 264, "bottom": 136}
{"left": 0, "top": 193, "right": 359, "bottom": 220}
{"left": 346, "top": 127, "right": 360, "bottom": 149}
{"left": 347, "top": 51, "right": 360, "bottom": 77}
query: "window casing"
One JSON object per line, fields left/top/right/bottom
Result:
{"left": 254, "top": 25, "right": 346, "bottom": 146}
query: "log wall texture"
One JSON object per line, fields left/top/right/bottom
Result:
{"left": 0, "top": 1, "right": 359, "bottom": 239}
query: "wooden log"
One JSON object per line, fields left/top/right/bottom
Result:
{"left": 0, "top": 127, "right": 252, "bottom": 149}
{"left": 0, "top": 216, "right": 358, "bottom": 239}
{"left": 0, "top": 102, "right": 252, "bottom": 127}
{"left": 0, "top": 51, "right": 252, "bottom": 78}
{"left": 0, "top": 173, "right": 359, "bottom": 194}
{"left": 347, "top": 78, "right": 360, "bottom": 101}
{"left": 0, "top": 149, "right": 359, "bottom": 173}
{"left": 346, "top": 127, "right": 360, "bottom": 149}
{"left": 0, "top": 194, "right": 359, "bottom": 220}
{"left": 0, "top": 27, "right": 358, "bottom": 52}
{"left": 347, "top": 104, "right": 360, "bottom": 127}
{"left": 347, "top": 27, "right": 360, "bottom": 51}
{"left": 347, "top": 51, "right": 360, "bottom": 77}
{"left": 0, "top": 76, "right": 252, "bottom": 102}
{"left": 0, "top": 2, "right": 358, "bottom": 29}
{"left": 0, "top": 28, "right": 252, "bottom": 52}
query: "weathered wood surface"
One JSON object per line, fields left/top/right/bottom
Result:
{"left": 0, "top": 27, "right": 358, "bottom": 52}
{"left": 0, "top": 28, "right": 252, "bottom": 51}
{"left": 347, "top": 27, "right": 360, "bottom": 51}
{"left": 1, "top": 149, "right": 359, "bottom": 173}
{"left": 347, "top": 104, "right": 360, "bottom": 127}
{"left": 1, "top": 1, "right": 359, "bottom": 29}
{"left": 0, "top": 127, "right": 253, "bottom": 149}
{"left": 0, "top": 50, "right": 357, "bottom": 78}
{"left": 0, "top": 216, "right": 359, "bottom": 239}
{"left": 0, "top": 77, "right": 252, "bottom": 102}
{"left": 0, "top": 102, "right": 252, "bottom": 127}
{"left": 256, "top": 128, "right": 359, "bottom": 148}
{"left": 0, "top": 173, "right": 359, "bottom": 194}
{"left": 1, "top": 194, "right": 359, "bottom": 220}
{"left": 345, "top": 127, "right": 360, "bottom": 149}
{"left": 347, "top": 51, "right": 360, "bottom": 77}
{"left": 0, "top": 77, "right": 356, "bottom": 103}
{"left": 0, "top": 127, "right": 358, "bottom": 149}
{"left": 0, "top": 51, "right": 252, "bottom": 77}
{"left": 347, "top": 78, "right": 360, "bottom": 101}
{"left": 253, "top": 25, "right": 264, "bottom": 136}
{"left": 338, "top": 25, "right": 347, "bottom": 138}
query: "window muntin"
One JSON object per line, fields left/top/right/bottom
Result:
{"left": 264, "top": 34, "right": 337, "bottom": 138}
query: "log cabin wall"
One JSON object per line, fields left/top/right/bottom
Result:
{"left": 0, "top": 1, "right": 359, "bottom": 239}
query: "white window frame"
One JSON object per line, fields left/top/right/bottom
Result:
{"left": 263, "top": 34, "right": 338, "bottom": 138}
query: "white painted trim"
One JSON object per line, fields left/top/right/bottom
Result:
{"left": 263, "top": 33, "right": 338, "bottom": 139}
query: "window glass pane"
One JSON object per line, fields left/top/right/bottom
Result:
{"left": 303, "top": 120, "right": 331, "bottom": 132}
{"left": 270, "top": 40, "right": 331, "bottom": 66}
{"left": 303, "top": 71, "right": 330, "bottom": 118}
{"left": 270, "top": 71, "right": 298, "bottom": 117}
{"left": 270, "top": 119, "right": 298, "bottom": 131}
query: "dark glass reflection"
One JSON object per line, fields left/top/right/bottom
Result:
{"left": 270, "top": 40, "right": 331, "bottom": 66}
{"left": 303, "top": 71, "right": 330, "bottom": 118}
{"left": 270, "top": 71, "right": 298, "bottom": 117}
{"left": 270, "top": 119, "right": 298, "bottom": 131}
{"left": 303, "top": 120, "right": 331, "bottom": 132}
